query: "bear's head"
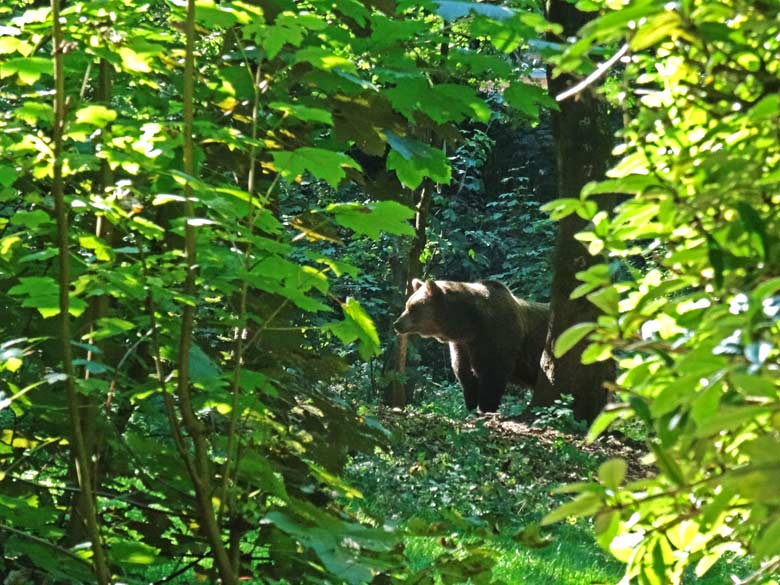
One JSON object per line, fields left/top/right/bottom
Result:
{"left": 393, "top": 279, "right": 444, "bottom": 338}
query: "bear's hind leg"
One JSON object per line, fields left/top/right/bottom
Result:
{"left": 473, "top": 353, "right": 511, "bottom": 413}
{"left": 450, "top": 343, "right": 479, "bottom": 410}
{"left": 477, "top": 371, "right": 508, "bottom": 412}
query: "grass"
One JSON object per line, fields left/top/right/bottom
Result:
{"left": 346, "top": 389, "right": 750, "bottom": 585}
{"left": 404, "top": 524, "right": 624, "bottom": 585}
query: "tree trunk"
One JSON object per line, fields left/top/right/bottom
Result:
{"left": 386, "top": 185, "right": 432, "bottom": 407}
{"left": 532, "top": 0, "right": 614, "bottom": 423}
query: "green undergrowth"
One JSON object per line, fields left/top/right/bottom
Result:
{"left": 346, "top": 388, "right": 748, "bottom": 584}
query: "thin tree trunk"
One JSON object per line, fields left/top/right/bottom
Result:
{"left": 51, "top": 2, "right": 111, "bottom": 581}
{"left": 176, "top": 3, "right": 235, "bottom": 581}
{"left": 387, "top": 185, "right": 433, "bottom": 407}
{"left": 532, "top": 0, "right": 614, "bottom": 423}
{"left": 69, "top": 57, "right": 115, "bottom": 548}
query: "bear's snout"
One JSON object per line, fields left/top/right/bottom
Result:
{"left": 393, "top": 314, "right": 410, "bottom": 334}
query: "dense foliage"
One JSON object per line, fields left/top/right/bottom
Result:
{"left": 545, "top": 0, "right": 780, "bottom": 583}
{"left": 0, "top": 0, "right": 558, "bottom": 582}
{"left": 2, "top": 0, "right": 778, "bottom": 582}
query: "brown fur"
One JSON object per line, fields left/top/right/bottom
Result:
{"left": 394, "top": 279, "right": 550, "bottom": 412}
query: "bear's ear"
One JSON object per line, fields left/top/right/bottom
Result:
{"left": 426, "top": 280, "right": 442, "bottom": 297}
{"left": 411, "top": 278, "right": 425, "bottom": 291}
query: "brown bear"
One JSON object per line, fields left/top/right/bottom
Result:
{"left": 393, "top": 279, "right": 550, "bottom": 412}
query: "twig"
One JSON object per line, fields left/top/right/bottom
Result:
{"left": 0, "top": 523, "right": 92, "bottom": 567}
{"left": 555, "top": 43, "right": 629, "bottom": 102}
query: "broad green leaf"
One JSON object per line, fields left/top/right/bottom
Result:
{"left": 386, "top": 79, "right": 490, "bottom": 124}
{"left": 541, "top": 492, "right": 602, "bottom": 525}
{"left": 110, "top": 540, "right": 160, "bottom": 565}
{"left": 694, "top": 405, "right": 770, "bottom": 437}
{"left": 79, "top": 235, "right": 113, "bottom": 261}
{"left": 587, "top": 286, "right": 619, "bottom": 315}
{"left": 749, "top": 94, "right": 780, "bottom": 120}
{"left": 323, "top": 297, "right": 380, "bottom": 360}
{"left": 0, "top": 165, "right": 16, "bottom": 187}
{"left": 553, "top": 322, "right": 596, "bottom": 358}
{"left": 650, "top": 443, "right": 685, "bottom": 485}
{"left": 328, "top": 200, "right": 415, "bottom": 240}
{"left": 540, "top": 197, "right": 580, "bottom": 220}
{"left": 385, "top": 131, "right": 451, "bottom": 188}
{"left": 74, "top": 105, "right": 117, "bottom": 128}
{"left": 630, "top": 11, "right": 682, "bottom": 51}
{"left": 666, "top": 519, "right": 702, "bottom": 551}
{"left": 754, "top": 518, "right": 780, "bottom": 559}
{"left": 598, "top": 458, "right": 626, "bottom": 490}
{"left": 14, "top": 102, "right": 52, "bottom": 125}
{"left": 725, "top": 467, "right": 780, "bottom": 503}
{"left": 270, "top": 102, "right": 333, "bottom": 125}
{"left": 587, "top": 406, "right": 627, "bottom": 442}
{"left": 294, "top": 46, "right": 354, "bottom": 72}
{"left": 118, "top": 47, "right": 152, "bottom": 73}
{"left": 730, "top": 373, "right": 777, "bottom": 398}
{"left": 272, "top": 148, "right": 361, "bottom": 188}
{"left": 594, "top": 510, "right": 621, "bottom": 550}
{"left": 11, "top": 209, "right": 51, "bottom": 229}
{"left": 503, "top": 81, "right": 557, "bottom": 119}
{"left": 0, "top": 57, "right": 51, "bottom": 84}
{"left": 237, "top": 452, "right": 288, "bottom": 498}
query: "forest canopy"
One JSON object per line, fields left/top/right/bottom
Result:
{"left": 0, "top": 0, "right": 778, "bottom": 584}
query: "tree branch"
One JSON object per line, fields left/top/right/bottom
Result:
{"left": 555, "top": 43, "right": 628, "bottom": 102}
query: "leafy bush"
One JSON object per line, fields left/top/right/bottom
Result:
{"left": 544, "top": 0, "right": 780, "bottom": 582}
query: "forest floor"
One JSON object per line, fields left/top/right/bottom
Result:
{"left": 346, "top": 399, "right": 745, "bottom": 585}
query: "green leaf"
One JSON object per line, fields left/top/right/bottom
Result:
{"left": 541, "top": 197, "right": 580, "bottom": 220}
{"left": 541, "top": 492, "right": 602, "bottom": 526}
{"left": 650, "top": 443, "right": 685, "bottom": 485}
{"left": 74, "top": 105, "right": 117, "bottom": 127}
{"left": 735, "top": 202, "right": 769, "bottom": 260}
{"left": 630, "top": 11, "right": 682, "bottom": 51}
{"left": 0, "top": 57, "right": 51, "bottom": 84}
{"left": 385, "top": 131, "right": 451, "bottom": 188}
{"left": 553, "top": 322, "right": 596, "bottom": 358}
{"left": 730, "top": 373, "right": 777, "bottom": 398}
{"left": 754, "top": 518, "right": 780, "bottom": 559}
{"left": 597, "top": 458, "right": 626, "bottom": 490}
{"left": 503, "top": 81, "right": 557, "bottom": 119}
{"left": 11, "top": 209, "right": 51, "bottom": 229}
{"left": 189, "top": 343, "right": 222, "bottom": 387}
{"left": 272, "top": 148, "right": 361, "bottom": 188}
{"left": 84, "top": 317, "right": 136, "bottom": 342}
{"left": 110, "top": 540, "right": 160, "bottom": 565}
{"left": 0, "top": 164, "right": 17, "bottom": 187}
{"left": 386, "top": 80, "right": 490, "bottom": 124}
{"left": 323, "top": 298, "right": 380, "bottom": 360}
{"left": 693, "top": 405, "right": 770, "bottom": 438}
{"left": 269, "top": 102, "right": 333, "bottom": 125}
{"left": 594, "top": 510, "right": 621, "bottom": 550}
{"left": 14, "top": 101, "right": 53, "bottom": 125}
{"left": 7, "top": 276, "right": 86, "bottom": 318}
{"left": 79, "top": 235, "right": 113, "bottom": 261}
{"left": 587, "top": 286, "right": 619, "bottom": 315}
{"left": 749, "top": 94, "right": 780, "bottom": 120}
{"left": 328, "top": 200, "right": 415, "bottom": 240}
{"left": 587, "top": 406, "right": 627, "bottom": 442}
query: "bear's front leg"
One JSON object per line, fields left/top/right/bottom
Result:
{"left": 450, "top": 343, "right": 479, "bottom": 410}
